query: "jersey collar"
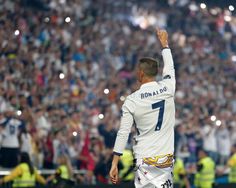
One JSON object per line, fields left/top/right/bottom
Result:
{"left": 140, "top": 81, "right": 157, "bottom": 89}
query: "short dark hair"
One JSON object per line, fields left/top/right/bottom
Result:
{"left": 139, "top": 57, "right": 158, "bottom": 77}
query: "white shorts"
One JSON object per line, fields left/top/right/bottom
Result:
{"left": 134, "top": 158, "right": 173, "bottom": 188}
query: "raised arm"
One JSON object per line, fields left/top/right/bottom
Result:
{"left": 157, "top": 29, "right": 176, "bottom": 93}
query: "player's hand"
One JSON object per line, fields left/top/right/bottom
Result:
{"left": 109, "top": 164, "right": 119, "bottom": 184}
{"left": 156, "top": 28, "right": 169, "bottom": 48}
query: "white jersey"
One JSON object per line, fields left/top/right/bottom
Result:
{"left": 113, "top": 48, "right": 175, "bottom": 159}
{"left": 1, "top": 118, "right": 22, "bottom": 148}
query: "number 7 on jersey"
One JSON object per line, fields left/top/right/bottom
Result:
{"left": 152, "top": 100, "right": 165, "bottom": 131}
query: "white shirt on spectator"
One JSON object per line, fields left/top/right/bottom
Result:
{"left": 36, "top": 115, "right": 51, "bottom": 131}
{"left": 20, "top": 133, "right": 32, "bottom": 156}
{"left": 53, "top": 138, "right": 60, "bottom": 164}
{"left": 1, "top": 118, "right": 22, "bottom": 148}
{"left": 0, "top": 96, "right": 14, "bottom": 113}
{"left": 202, "top": 125, "right": 217, "bottom": 152}
{"left": 216, "top": 127, "right": 231, "bottom": 156}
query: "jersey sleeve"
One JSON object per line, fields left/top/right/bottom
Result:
{"left": 113, "top": 97, "right": 135, "bottom": 156}
{"left": 161, "top": 48, "right": 176, "bottom": 94}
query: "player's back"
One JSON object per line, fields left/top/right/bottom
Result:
{"left": 113, "top": 48, "right": 176, "bottom": 160}
{"left": 111, "top": 32, "right": 175, "bottom": 188}
{"left": 130, "top": 80, "right": 175, "bottom": 159}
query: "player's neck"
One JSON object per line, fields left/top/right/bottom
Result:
{"left": 141, "top": 77, "right": 156, "bottom": 85}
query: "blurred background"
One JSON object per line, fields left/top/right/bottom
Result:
{"left": 0, "top": 0, "right": 236, "bottom": 187}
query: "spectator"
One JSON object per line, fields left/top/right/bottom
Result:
{"left": 98, "top": 122, "right": 117, "bottom": 149}
{"left": 43, "top": 132, "right": 54, "bottom": 169}
{"left": 53, "top": 130, "right": 63, "bottom": 165}
{"left": 0, "top": 152, "right": 46, "bottom": 187}
{"left": 19, "top": 125, "right": 32, "bottom": 157}
{"left": 216, "top": 124, "right": 231, "bottom": 165}
{"left": 201, "top": 124, "right": 218, "bottom": 162}
{"left": 0, "top": 112, "right": 24, "bottom": 168}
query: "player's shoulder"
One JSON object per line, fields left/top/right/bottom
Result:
{"left": 126, "top": 89, "right": 141, "bottom": 102}
{"left": 122, "top": 90, "right": 140, "bottom": 109}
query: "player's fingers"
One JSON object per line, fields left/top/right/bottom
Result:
{"left": 111, "top": 172, "right": 118, "bottom": 183}
{"left": 111, "top": 178, "right": 117, "bottom": 184}
{"left": 109, "top": 173, "right": 114, "bottom": 179}
{"left": 109, "top": 172, "right": 116, "bottom": 181}
{"left": 110, "top": 176, "right": 117, "bottom": 184}
{"left": 111, "top": 179, "right": 118, "bottom": 184}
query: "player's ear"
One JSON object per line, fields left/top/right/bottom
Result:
{"left": 138, "top": 69, "right": 145, "bottom": 82}
{"left": 140, "top": 69, "right": 145, "bottom": 77}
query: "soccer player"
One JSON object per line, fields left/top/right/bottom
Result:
{"left": 109, "top": 29, "right": 175, "bottom": 188}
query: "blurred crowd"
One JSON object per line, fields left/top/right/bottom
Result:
{"left": 0, "top": 0, "right": 236, "bottom": 184}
